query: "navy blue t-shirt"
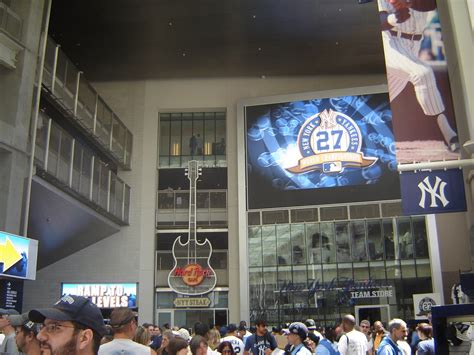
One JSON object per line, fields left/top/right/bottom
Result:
{"left": 245, "top": 333, "right": 278, "bottom": 355}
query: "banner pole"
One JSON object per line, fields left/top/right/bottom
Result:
{"left": 397, "top": 159, "right": 474, "bottom": 172}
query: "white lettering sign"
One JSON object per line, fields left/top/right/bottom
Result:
{"left": 350, "top": 290, "right": 393, "bottom": 299}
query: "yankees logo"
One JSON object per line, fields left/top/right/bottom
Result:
{"left": 287, "top": 109, "right": 377, "bottom": 174}
{"left": 418, "top": 176, "right": 449, "bottom": 208}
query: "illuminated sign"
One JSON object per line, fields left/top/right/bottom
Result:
{"left": 0, "top": 231, "right": 38, "bottom": 280}
{"left": 245, "top": 93, "right": 400, "bottom": 209}
{"left": 173, "top": 264, "right": 213, "bottom": 286}
{"left": 174, "top": 297, "right": 211, "bottom": 308}
{"left": 61, "top": 283, "right": 138, "bottom": 308}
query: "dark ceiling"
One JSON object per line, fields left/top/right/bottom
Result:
{"left": 49, "top": 0, "right": 386, "bottom": 81}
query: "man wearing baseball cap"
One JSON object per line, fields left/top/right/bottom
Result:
{"left": 8, "top": 313, "right": 41, "bottom": 355}
{"left": 0, "top": 308, "right": 21, "bottom": 355}
{"left": 29, "top": 295, "right": 107, "bottom": 355}
{"left": 287, "top": 322, "right": 312, "bottom": 355}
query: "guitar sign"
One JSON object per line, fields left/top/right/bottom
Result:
{"left": 167, "top": 161, "right": 217, "bottom": 296}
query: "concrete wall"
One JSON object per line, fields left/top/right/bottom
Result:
{"left": 0, "top": 0, "right": 45, "bottom": 234}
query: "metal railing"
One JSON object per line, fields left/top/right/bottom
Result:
{"left": 41, "top": 36, "right": 132, "bottom": 169}
{"left": 156, "top": 189, "right": 227, "bottom": 227}
{"left": 0, "top": 1, "right": 22, "bottom": 41}
{"left": 35, "top": 111, "right": 130, "bottom": 224}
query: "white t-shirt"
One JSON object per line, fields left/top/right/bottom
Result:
{"left": 99, "top": 338, "right": 152, "bottom": 355}
{"left": 221, "top": 335, "right": 245, "bottom": 354}
{"left": 337, "top": 330, "right": 368, "bottom": 355}
{"left": 397, "top": 340, "right": 412, "bottom": 355}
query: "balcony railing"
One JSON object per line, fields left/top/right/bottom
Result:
{"left": 0, "top": 1, "right": 22, "bottom": 41}
{"left": 41, "top": 36, "right": 132, "bottom": 169}
{"left": 35, "top": 111, "right": 130, "bottom": 225}
{"left": 156, "top": 189, "right": 227, "bottom": 227}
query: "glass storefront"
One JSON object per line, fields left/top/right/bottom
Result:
{"left": 248, "top": 215, "right": 432, "bottom": 326}
{"left": 159, "top": 112, "right": 226, "bottom": 168}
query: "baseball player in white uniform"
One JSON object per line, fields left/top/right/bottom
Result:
{"left": 377, "top": 0, "right": 459, "bottom": 152}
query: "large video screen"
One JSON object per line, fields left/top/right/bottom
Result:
{"left": 245, "top": 92, "right": 401, "bottom": 209}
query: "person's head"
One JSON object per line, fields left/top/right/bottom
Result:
{"left": 155, "top": 326, "right": 162, "bottom": 336}
{"left": 164, "top": 323, "right": 171, "bottom": 330}
{"left": 304, "top": 319, "right": 317, "bottom": 332}
{"left": 374, "top": 321, "right": 384, "bottom": 333}
{"left": 227, "top": 323, "right": 237, "bottom": 335}
{"left": 237, "top": 325, "right": 247, "bottom": 339}
{"left": 388, "top": 319, "right": 407, "bottom": 342}
{"left": 359, "top": 320, "right": 370, "bottom": 335}
{"left": 101, "top": 325, "right": 114, "bottom": 345}
{"left": 29, "top": 295, "right": 106, "bottom": 355}
{"left": 0, "top": 308, "right": 19, "bottom": 334}
{"left": 341, "top": 314, "right": 356, "bottom": 333}
{"left": 334, "top": 326, "right": 343, "bottom": 337}
{"left": 207, "top": 328, "right": 221, "bottom": 350}
{"left": 194, "top": 322, "right": 210, "bottom": 338}
{"left": 168, "top": 336, "right": 189, "bottom": 355}
{"left": 416, "top": 323, "right": 432, "bottom": 340}
{"left": 255, "top": 319, "right": 267, "bottom": 336}
{"left": 217, "top": 341, "right": 235, "bottom": 355}
{"left": 9, "top": 313, "right": 41, "bottom": 353}
{"left": 288, "top": 322, "right": 308, "bottom": 346}
{"left": 109, "top": 307, "right": 137, "bottom": 339}
{"left": 133, "top": 325, "right": 151, "bottom": 345}
{"left": 190, "top": 335, "right": 208, "bottom": 355}
{"left": 177, "top": 328, "right": 191, "bottom": 343}
{"left": 162, "top": 330, "right": 175, "bottom": 349}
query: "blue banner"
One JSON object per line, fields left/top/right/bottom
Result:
{"left": 400, "top": 169, "right": 466, "bottom": 215}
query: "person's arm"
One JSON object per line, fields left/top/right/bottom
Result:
{"left": 244, "top": 337, "right": 252, "bottom": 355}
{"left": 269, "top": 334, "right": 278, "bottom": 351}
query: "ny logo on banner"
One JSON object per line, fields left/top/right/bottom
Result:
{"left": 418, "top": 176, "right": 449, "bottom": 208}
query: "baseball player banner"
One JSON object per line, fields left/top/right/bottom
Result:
{"left": 377, "top": 0, "right": 460, "bottom": 163}
{"left": 400, "top": 169, "right": 467, "bottom": 215}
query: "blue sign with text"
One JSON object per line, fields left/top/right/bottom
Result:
{"left": 400, "top": 169, "right": 467, "bottom": 215}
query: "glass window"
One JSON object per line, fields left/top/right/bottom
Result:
{"left": 351, "top": 221, "right": 367, "bottom": 262}
{"left": 336, "top": 222, "right": 351, "bottom": 262}
{"left": 159, "top": 112, "right": 226, "bottom": 168}
{"left": 320, "top": 222, "right": 336, "bottom": 263}
{"left": 182, "top": 118, "right": 192, "bottom": 157}
{"left": 170, "top": 120, "right": 181, "bottom": 157}
{"left": 262, "top": 226, "right": 277, "bottom": 267}
{"left": 263, "top": 270, "right": 278, "bottom": 309}
{"left": 291, "top": 224, "right": 306, "bottom": 265}
{"left": 248, "top": 227, "right": 262, "bottom": 267}
{"left": 306, "top": 223, "right": 321, "bottom": 264}
{"left": 160, "top": 120, "right": 170, "bottom": 157}
{"left": 412, "top": 217, "right": 429, "bottom": 258}
{"left": 193, "top": 113, "right": 204, "bottom": 156}
{"left": 215, "top": 119, "right": 226, "bottom": 156}
{"left": 398, "top": 218, "right": 413, "bottom": 259}
{"left": 367, "top": 220, "right": 384, "bottom": 261}
{"left": 276, "top": 225, "right": 291, "bottom": 265}
{"left": 383, "top": 219, "right": 396, "bottom": 260}
{"left": 204, "top": 113, "right": 215, "bottom": 156}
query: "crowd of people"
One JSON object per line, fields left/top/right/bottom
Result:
{"left": 0, "top": 295, "right": 435, "bottom": 355}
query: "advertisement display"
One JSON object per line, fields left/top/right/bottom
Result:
{"left": 377, "top": 0, "right": 459, "bottom": 163}
{"left": 0, "top": 230, "right": 38, "bottom": 280}
{"left": 245, "top": 92, "right": 401, "bottom": 209}
{"left": 61, "top": 283, "right": 138, "bottom": 308}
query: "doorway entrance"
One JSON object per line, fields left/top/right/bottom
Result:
{"left": 355, "top": 305, "right": 390, "bottom": 325}
{"left": 156, "top": 309, "right": 228, "bottom": 329}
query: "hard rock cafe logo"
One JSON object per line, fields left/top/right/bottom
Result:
{"left": 173, "top": 263, "right": 213, "bottom": 286}
{"left": 287, "top": 109, "right": 377, "bottom": 174}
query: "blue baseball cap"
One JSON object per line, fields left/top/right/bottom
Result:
{"left": 29, "top": 295, "right": 107, "bottom": 336}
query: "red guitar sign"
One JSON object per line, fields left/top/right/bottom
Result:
{"left": 167, "top": 161, "right": 217, "bottom": 295}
